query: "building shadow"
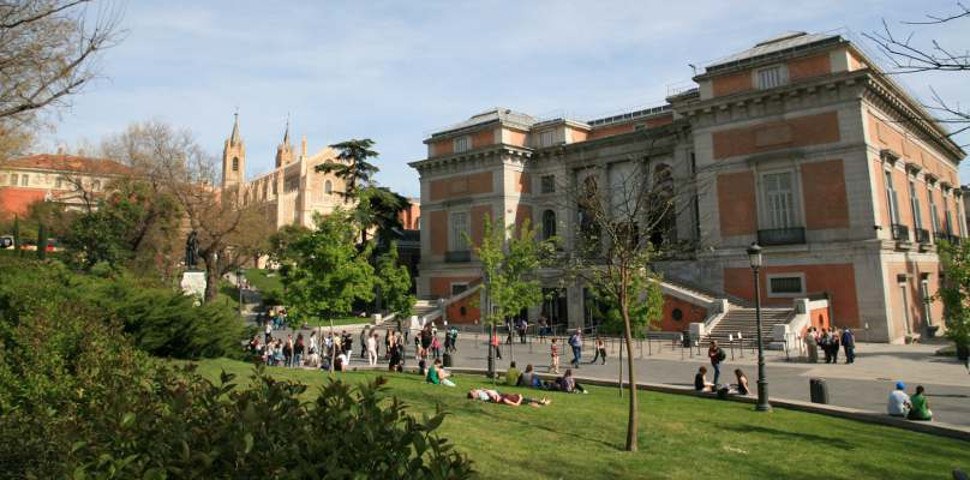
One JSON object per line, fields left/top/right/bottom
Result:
{"left": 716, "top": 423, "right": 855, "bottom": 450}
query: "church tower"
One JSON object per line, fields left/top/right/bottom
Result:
{"left": 275, "top": 119, "right": 294, "bottom": 168}
{"left": 222, "top": 112, "right": 246, "bottom": 188}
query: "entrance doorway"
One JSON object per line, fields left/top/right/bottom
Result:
{"left": 541, "top": 288, "right": 567, "bottom": 333}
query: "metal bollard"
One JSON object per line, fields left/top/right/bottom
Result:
{"left": 729, "top": 334, "right": 735, "bottom": 361}
{"left": 738, "top": 332, "right": 744, "bottom": 359}
{"left": 647, "top": 336, "right": 652, "bottom": 356}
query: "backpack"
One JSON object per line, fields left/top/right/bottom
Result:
{"left": 716, "top": 348, "right": 726, "bottom": 362}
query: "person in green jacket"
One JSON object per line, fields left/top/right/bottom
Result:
{"left": 907, "top": 385, "right": 933, "bottom": 421}
{"left": 505, "top": 361, "right": 522, "bottom": 386}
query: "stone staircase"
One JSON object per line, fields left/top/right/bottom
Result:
{"left": 706, "top": 305, "right": 793, "bottom": 346}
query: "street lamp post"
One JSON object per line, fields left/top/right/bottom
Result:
{"left": 236, "top": 269, "right": 244, "bottom": 317}
{"left": 747, "top": 242, "right": 772, "bottom": 412}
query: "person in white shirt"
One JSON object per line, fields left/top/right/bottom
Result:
{"left": 367, "top": 333, "right": 378, "bottom": 366}
{"left": 887, "top": 381, "right": 911, "bottom": 417}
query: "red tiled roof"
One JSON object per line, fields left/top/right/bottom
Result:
{"left": 4, "top": 154, "right": 135, "bottom": 176}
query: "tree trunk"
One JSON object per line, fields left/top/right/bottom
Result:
{"left": 202, "top": 251, "right": 221, "bottom": 303}
{"left": 621, "top": 295, "right": 639, "bottom": 452}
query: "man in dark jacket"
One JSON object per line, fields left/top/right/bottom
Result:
{"left": 708, "top": 341, "right": 726, "bottom": 386}
{"left": 841, "top": 328, "right": 856, "bottom": 364}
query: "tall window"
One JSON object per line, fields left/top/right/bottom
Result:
{"left": 10, "top": 174, "right": 18, "bottom": 186}
{"left": 449, "top": 212, "right": 469, "bottom": 251}
{"left": 539, "top": 130, "right": 555, "bottom": 148}
{"left": 944, "top": 191, "right": 953, "bottom": 234}
{"left": 909, "top": 180, "right": 923, "bottom": 230}
{"left": 928, "top": 186, "right": 940, "bottom": 234}
{"left": 540, "top": 175, "right": 555, "bottom": 194}
{"left": 20, "top": 174, "right": 28, "bottom": 187}
{"left": 232, "top": 157, "right": 239, "bottom": 172}
{"left": 92, "top": 180, "right": 101, "bottom": 191}
{"left": 884, "top": 170, "right": 900, "bottom": 225}
{"left": 453, "top": 136, "right": 470, "bottom": 153}
{"left": 757, "top": 65, "right": 786, "bottom": 89}
{"left": 324, "top": 180, "right": 333, "bottom": 194}
{"left": 542, "top": 209, "right": 557, "bottom": 240}
{"left": 763, "top": 171, "right": 795, "bottom": 229}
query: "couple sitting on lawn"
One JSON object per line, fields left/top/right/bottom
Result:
{"left": 505, "top": 362, "right": 587, "bottom": 394}
{"left": 425, "top": 358, "right": 456, "bottom": 387}
{"left": 467, "top": 388, "right": 551, "bottom": 407}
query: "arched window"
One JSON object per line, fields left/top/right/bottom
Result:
{"left": 324, "top": 180, "right": 333, "bottom": 194}
{"left": 232, "top": 157, "right": 239, "bottom": 172}
{"left": 542, "top": 209, "right": 556, "bottom": 240}
{"left": 92, "top": 180, "right": 101, "bottom": 191}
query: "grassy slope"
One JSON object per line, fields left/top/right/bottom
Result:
{"left": 190, "top": 358, "right": 970, "bottom": 479}
{"left": 243, "top": 268, "right": 283, "bottom": 298}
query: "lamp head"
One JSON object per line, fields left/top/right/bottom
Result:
{"left": 747, "top": 242, "right": 763, "bottom": 269}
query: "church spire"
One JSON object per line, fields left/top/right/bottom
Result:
{"left": 282, "top": 113, "right": 291, "bottom": 145}
{"left": 229, "top": 109, "right": 242, "bottom": 146}
{"left": 275, "top": 114, "right": 294, "bottom": 168}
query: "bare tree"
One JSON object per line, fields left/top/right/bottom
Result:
{"left": 864, "top": 3, "right": 970, "bottom": 138}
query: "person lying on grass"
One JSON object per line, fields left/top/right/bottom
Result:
{"left": 467, "top": 388, "right": 551, "bottom": 407}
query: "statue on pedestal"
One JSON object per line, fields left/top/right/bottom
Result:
{"left": 185, "top": 230, "right": 199, "bottom": 270}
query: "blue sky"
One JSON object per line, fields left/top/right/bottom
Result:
{"left": 48, "top": 0, "right": 970, "bottom": 197}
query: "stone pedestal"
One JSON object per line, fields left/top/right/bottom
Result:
{"left": 180, "top": 270, "right": 207, "bottom": 304}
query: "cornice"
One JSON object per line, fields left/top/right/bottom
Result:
{"left": 408, "top": 144, "right": 532, "bottom": 175}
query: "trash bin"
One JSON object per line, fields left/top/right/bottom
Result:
{"left": 809, "top": 378, "right": 829, "bottom": 404}
{"left": 926, "top": 325, "right": 940, "bottom": 339}
{"left": 681, "top": 331, "right": 691, "bottom": 348}
{"left": 443, "top": 352, "right": 453, "bottom": 368}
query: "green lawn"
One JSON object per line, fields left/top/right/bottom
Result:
{"left": 300, "top": 316, "right": 374, "bottom": 327}
{"left": 188, "top": 358, "right": 970, "bottom": 479}
{"left": 214, "top": 280, "right": 241, "bottom": 312}
{"left": 243, "top": 268, "right": 284, "bottom": 301}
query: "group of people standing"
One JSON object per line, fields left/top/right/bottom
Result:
{"left": 804, "top": 327, "right": 856, "bottom": 364}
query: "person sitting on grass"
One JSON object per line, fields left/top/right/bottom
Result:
{"left": 467, "top": 388, "right": 551, "bottom": 407}
{"left": 733, "top": 369, "right": 750, "bottom": 396}
{"left": 554, "top": 369, "right": 587, "bottom": 394}
{"left": 517, "top": 364, "right": 540, "bottom": 388}
{"left": 907, "top": 385, "right": 933, "bottom": 421}
{"left": 426, "top": 358, "right": 456, "bottom": 387}
{"left": 505, "top": 361, "right": 522, "bottom": 386}
{"left": 694, "top": 366, "right": 714, "bottom": 392}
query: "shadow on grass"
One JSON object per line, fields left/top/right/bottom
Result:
{"left": 716, "top": 423, "right": 856, "bottom": 450}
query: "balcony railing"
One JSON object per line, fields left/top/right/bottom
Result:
{"left": 935, "top": 233, "right": 962, "bottom": 246}
{"left": 916, "top": 228, "right": 931, "bottom": 245}
{"left": 757, "top": 227, "right": 806, "bottom": 246}
{"left": 444, "top": 250, "right": 471, "bottom": 263}
{"left": 891, "top": 224, "right": 910, "bottom": 242}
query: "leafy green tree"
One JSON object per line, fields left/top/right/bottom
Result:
{"left": 939, "top": 241, "right": 970, "bottom": 356}
{"left": 474, "top": 216, "right": 553, "bottom": 376}
{"left": 268, "top": 223, "right": 312, "bottom": 264}
{"left": 316, "top": 138, "right": 380, "bottom": 200}
{"left": 282, "top": 210, "right": 375, "bottom": 368}
{"left": 360, "top": 186, "right": 410, "bottom": 252}
{"left": 376, "top": 242, "right": 415, "bottom": 328}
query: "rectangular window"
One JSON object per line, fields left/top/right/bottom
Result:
{"left": 944, "top": 195, "right": 953, "bottom": 234}
{"left": 763, "top": 171, "right": 796, "bottom": 229}
{"left": 928, "top": 186, "right": 940, "bottom": 234}
{"left": 541, "top": 175, "right": 556, "bottom": 194}
{"left": 756, "top": 65, "right": 786, "bottom": 90}
{"left": 56, "top": 177, "right": 64, "bottom": 189}
{"left": 20, "top": 174, "right": 28, "bottom": 187}
{"left": 451, "top": 283, "right": 469, "bottom": 296}
{"left": 768, "top": 275, "right": 805, "bottom": 296}
{"left": 539, "top": 130, "right": 555, "bottom": 148}
{"left": 909, "top": 180, "right": 922, "bottom": 230}
{"left": 284, "top": 175, "right": 299, "bottom": 192}
{"left": 449, "top": 212, "right": 469, "bottom": 252}
{"left": 884, "top": 170, "right": 899, "bottom": 225}
{"left": 10, "top": 174, "right": 18, "bottom": 186}
{"left": 453, "top": 136, "right": 470, "bottom": 153}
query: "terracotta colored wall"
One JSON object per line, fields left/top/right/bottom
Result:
{"left": 505, "top": 129, "right": 528, "bottom": 147}
{"left": 429, "top": 210, "right": 447, "bottom": 254}
{"left": 430, "top": 275, "right": 480, "bottom": 297}
{"left": 788, "top": 54, "right": 831, "bottom": 82}
{"left": 716, "top": 171, "right": 757, "bottom": 236}
{"left": 848, "top": 50, "right": 866, "bottom": 71}
{"left": 885, "top": 263, "right": 933, "bottom": 338}
{"left": 429, "top": 171, "right": 494, "bottom": 201}
{"left": 515, "top": 205, "right": 533, "bottom": 233}
{"left": 809, "top": 307, "right": 831, "bottom": 331}
{"left": 588, "top": 123, "right": 636, "bottom": 140}
{"left": 568, "top": 127, "right": 589, "bottom": 143}
{"left": 430, "top": 139, "right": 453, "bottom": 157}
{"left": 472, "top": 128, "right": 495, "bottom": 149}
{"left": 446, "top": 293, "right": 482, "bottom": 325}
{"left": 802, "top": 159, "right": 850, "bottom": 229}
{"left": 657, "top": 294, "right": 708, "bottom": 332}
{"left": 724, "top": 264, "right": 859, "bottom": 327}
{"left": 892, "top": 167, "right": 911, "bottom": 228}
{"left": 0, "top": 188, "right": 46, "bottom": 217}
{"left": 514, "top": 171, "right": 531, "bottom": 194}
{"left": 646, "top": 115, "right": 674, "bottom": 128}
{"left": 712, "top": 111, "right": 841, "bottom": 159}
{"left": 470, "top": 204, "right": 492, "bottom": 246}
{"left": 712, "top": 70, "right": 753, "bottom": 97}
{"left": 868, "top": 112, "right": 959, "bottom": 187}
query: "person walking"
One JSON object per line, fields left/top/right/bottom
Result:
{"left": 550, "top": 337, "right": 560, "bottom": 374}
{"left": 820, "top": 329, "right": 832, "bottom": 364}
{"left": 708, "top": 341, "right": 726, "bottom": 386}
{"left": 568, "top": 329, "right": 583, "bottom": 368}
{"left": 490, "top": 329, "right": 503, "bottom": 360}
{"left": 360, "top": 326, "right": 370, "bottom": 359}
{"left": 841, "top": 328, "right": 856, "bottom": 364}
{"left": 367, "top": 332, "right": 378, "bottom": 367}
{"left": 590, "top": 335, "right": 607, "bottom": 365}
{"left": 830, "top": 328, "right": 841, "bottom": 364}
{"left": 805, "top": 327, "right": 819, "bottom": 363}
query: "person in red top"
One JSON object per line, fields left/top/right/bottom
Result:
{"left": 490, "top": 330, "right": 503, "bottom": 360}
